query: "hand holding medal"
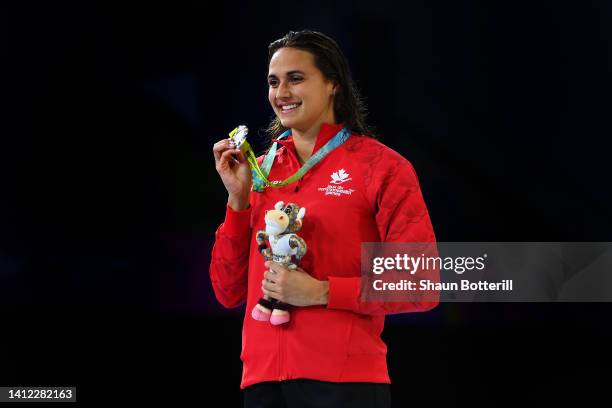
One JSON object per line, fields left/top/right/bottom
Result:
{"left": 213, "top": 128, "right": 251, "bottom": 211}
{"left": 228, "top": 125, "right": 271, "bottom": 193}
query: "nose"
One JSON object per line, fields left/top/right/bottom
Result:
{"left": 276, "top": 81, "right": 291, "bottom": 100}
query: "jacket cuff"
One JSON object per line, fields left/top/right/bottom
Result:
{"left": 326, "top": 276, "right": 361, "bottom": 312}
{"left": 222, "top": 204, "right": 252, "bottom": 238}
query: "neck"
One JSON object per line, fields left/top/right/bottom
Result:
{"left": 292, "top": 126, "right": 318, "bottom": 165}
{"left": 292, "top": 120, "right": 337, "bottom": 164}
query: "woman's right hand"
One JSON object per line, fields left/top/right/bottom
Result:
{"left": 213, "top": 138, "right": 252, "bottom": 211}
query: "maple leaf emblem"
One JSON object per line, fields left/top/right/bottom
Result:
{"left": 330, "top": 169, "right": 352, "bottom": 184}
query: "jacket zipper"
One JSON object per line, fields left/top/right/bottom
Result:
{"left": 278, "top": 326, "right": 284, "bottom": 380}
{"left": 284, "top": 146, "right": 304, "bottom": 193}
{"left": 294, "top": 178, "right": 303, "bottom": 193}
{"left": 280, "top": 147, "right": 298, "bottom": 380}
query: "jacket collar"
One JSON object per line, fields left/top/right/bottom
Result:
{"left": 272, "top": 123, "right": 346, "bottom": 157}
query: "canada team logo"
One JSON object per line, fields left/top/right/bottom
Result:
{"left": 319, "top": 169, "right": 355, "bottom": 197}
{"left": 330, "top": 169, "right": 352, "bottom": 184}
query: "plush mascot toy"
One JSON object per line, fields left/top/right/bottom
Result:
{"left": 251, "top": 201, "right": 307, "bottom": 325}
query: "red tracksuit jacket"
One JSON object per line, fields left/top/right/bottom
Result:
{"left": 210, "top": 123, "right": 438, "bottom": 389}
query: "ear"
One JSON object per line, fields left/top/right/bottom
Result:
{"left": 297, "top": 207, "right": 306, "bottom": 220}
{"left": 331, "top": 82, "right": 339, "bottom": 96}
{"left": 274, "top": 201, "right": 284, "bottom": 210}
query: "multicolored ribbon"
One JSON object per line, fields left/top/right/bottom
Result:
{"left": 228, "top": 125, "right": 350, "bottom": 192}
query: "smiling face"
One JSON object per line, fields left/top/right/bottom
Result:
{"left": 268, "top": 47, "right": 336, "bottom": 133}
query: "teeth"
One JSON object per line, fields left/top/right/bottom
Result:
{"left": 282, "top": 103, "right": 299, "bottom": 110}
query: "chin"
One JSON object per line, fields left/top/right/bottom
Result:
{"left": 279, "top": 118, "right": 297, "bottom": 129}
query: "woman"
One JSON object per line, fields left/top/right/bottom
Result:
{"left": 211, "top": 30, "right": 437, "bottom": 408}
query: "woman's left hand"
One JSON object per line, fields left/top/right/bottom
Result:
{"left": 262, "top": 261, "right": 329, "bottom": 307}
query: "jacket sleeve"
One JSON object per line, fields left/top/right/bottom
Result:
{"left": 326, "top": 151, "right": 439, "bottom": 316}
{"left": 209, "top": 204, "right": 252, "bottom": 308}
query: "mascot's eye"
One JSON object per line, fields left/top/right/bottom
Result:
{"left": 284, "top": 208, "right": 292, "bottom": 215}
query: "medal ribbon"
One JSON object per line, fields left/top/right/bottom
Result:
{"left": 229, "top": 126, "right": 350, "bottom": 192}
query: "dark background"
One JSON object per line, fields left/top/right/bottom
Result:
{"left": 2, "top": 0, "right": 611, "bottom": 406}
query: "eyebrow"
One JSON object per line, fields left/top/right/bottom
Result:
{"left": 267, "top": 70, "right": 305, "bottom": 79}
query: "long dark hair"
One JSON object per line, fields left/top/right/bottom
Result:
{"left": 265, "top": 30, "right": 375, "bottom": 139}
